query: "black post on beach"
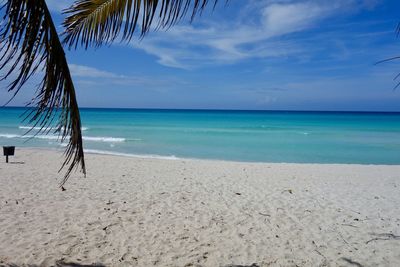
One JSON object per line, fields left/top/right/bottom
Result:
{"left": 3, "top": 146, "right": 15, "bottom": 163}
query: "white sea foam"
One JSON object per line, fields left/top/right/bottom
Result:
{"left": 84, "top": 149, "right": 179, "bottom": 160}
{"left": 0, "top": 133, "right": 67, "bottom": 141}
{"left": 34, "top": 135, "right": 60, "bottom": 140}
{"left": 0, "top": 134, "right": 20, "bottom": 139}
{"left": 18, "top": 126, "right": 89, "bottom": 131}
{"left": 83, "top": 136, "right": 125, "bottom": 142}
{"left": 0, "top": 133, "right": 125, "bottom": 143}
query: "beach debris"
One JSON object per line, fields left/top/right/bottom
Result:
{"left": 61, "top": 186, "right": 66, "bottom": 191}
{"left": 341, "top": 257, "right": 364, "bottom": 267}
{"left": 235, "top": 192, "right": 242, "bottom": 195}
{"left": 223, "top": 264, "right": 260, "bottom": 267}
{"left": 282, "top": 189, "right": 293, "bottom": 194}
{"left": 56, "top": 260, "right": 105, "bottom": 267}
{"left": 258, "top": 212, "right": 270, "bottom": 217}
{"left": 342, "top": 224, "right": 358, "bottom": 228}
{"left": 366, "top": 233, "right": 400, "bottom": 244}
{"left": 314, "top": 249, "right": 327, "bottom": 264}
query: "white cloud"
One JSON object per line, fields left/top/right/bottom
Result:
{"left": 262, "top": 2, "right": 328, "bottom": 35}
{"left": 128, "top": 0, "right": 382, "bottom": 69}
{"left": 70, "top": 64, "right": 122, "bottom": 79}
{"left": 69, "top": 64, "right": 186, "bottom": 89}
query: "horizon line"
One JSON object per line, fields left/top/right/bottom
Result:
{"left": 2, "top": 105, "right": 400, "bottom": 113}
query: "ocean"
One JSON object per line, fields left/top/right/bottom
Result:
{"left": 0, "top": 107, "right": 399, "bottom": 164}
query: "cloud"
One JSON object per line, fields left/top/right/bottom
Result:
{"left": 69, "top": 64, "right": 186, "bottom": 89}
{"left": 70, "top": 64, "right": 122, "bottom": 79}
{"left": 262, "top": 2, "right": 330, "bottom": 35}
{"left": 128, "top": 0, "right": 382, "bottom": 69}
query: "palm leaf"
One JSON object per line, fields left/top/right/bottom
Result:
{"left": 375, "top": 23, "right": 400, "bottom": 89}
{"left": 0, "top": 0, "right": 86, "bottom": 186}
{"left": 63, "top": 0, "right": 224, "bottom": 48}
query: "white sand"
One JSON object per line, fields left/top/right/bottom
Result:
{"left": 0, "top": 148, "right": 400, "bottom": 267}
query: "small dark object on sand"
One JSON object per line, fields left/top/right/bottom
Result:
{"left": 366, "top": 233, "right": 400, "bottom": 244}
{"left": 61, "top": 186, "right": 66, "bottom": 191}
{"left": 224, "top": 264, "right": 260, "bottom": 267}
{"left": 3, "top": 146, "right": 15, "bottom": 163}
{"left": 341, "top": 257, "right": 364, "bottom": 267}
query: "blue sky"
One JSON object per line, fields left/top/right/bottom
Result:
{"left": 2, "top": 0, "right": 400, "bottom": 111}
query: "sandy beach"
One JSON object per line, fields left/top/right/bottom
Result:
{"left": 0, "top": 148, "right": 399, "bottom": 266}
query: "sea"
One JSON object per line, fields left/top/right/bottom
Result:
{"left": 0, "top": 107, "right": 399, "bottom": 164}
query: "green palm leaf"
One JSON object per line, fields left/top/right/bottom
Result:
{"left": 0, "top": 0, "right": 86, "bottom": 186}
{"left": 63, "top": 0, "right": 223, "bottom": 48}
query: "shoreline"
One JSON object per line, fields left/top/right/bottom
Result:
{"left": 1, "top": 148, "right": 400, "bottom": 266}
{"left": 11, "top": 146, "right": 400, "bottom": 167}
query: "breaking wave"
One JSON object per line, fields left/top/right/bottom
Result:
{"left": 18, "top": 126, "right": 89, "bottom": 131}
{"left": 84, "top": 149, "right": 179, "bottom": 160}
{"left": 0, "top": 133, "right": 125, "bottom": 143}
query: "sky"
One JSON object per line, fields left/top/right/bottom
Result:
{"left": 2, "top": 0, "right": 400, "bottom": 111}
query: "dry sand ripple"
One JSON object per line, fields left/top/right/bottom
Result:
{"left": 0, "top": 149, "right": 400, "bottom": 266}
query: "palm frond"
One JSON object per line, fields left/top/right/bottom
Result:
{"left": 63, "top": 0, "right": 224, "bottom": 49}
{"left": 374, "top": 23, "right": 400, "bottom": 90}
{"left": 0, "top": 0, "right": 86, "bottom": 186}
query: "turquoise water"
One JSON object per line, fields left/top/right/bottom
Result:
{"left": 0, "top": 107, "right": 399, "bottom": 164}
